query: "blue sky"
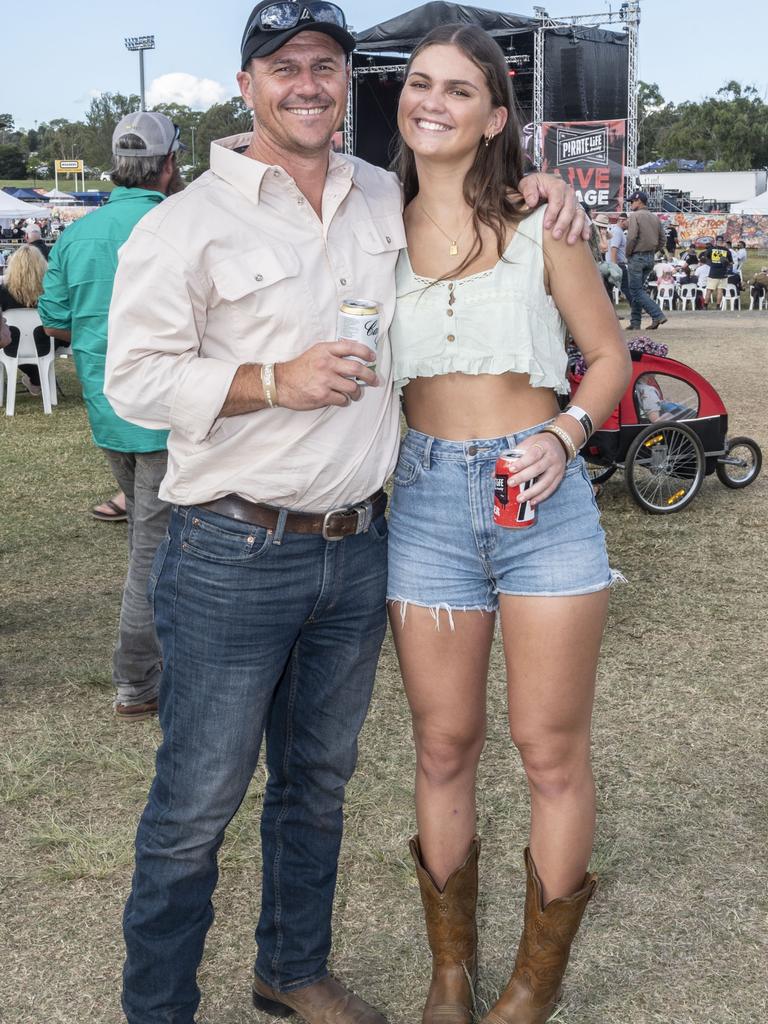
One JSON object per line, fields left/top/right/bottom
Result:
{"left": 4, "top": 1, "right": 766, "bottom": 131}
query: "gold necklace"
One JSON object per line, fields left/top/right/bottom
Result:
{"left": 419, "top": 203, "right": 474, "bottom": 257}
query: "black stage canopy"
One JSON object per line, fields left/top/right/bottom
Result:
{"left": 354, "top": 2, "right": 537, "bottom": 51}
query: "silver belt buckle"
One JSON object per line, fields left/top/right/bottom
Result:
{"left": 322, "top": 500, "right": 372, "bottom": 541}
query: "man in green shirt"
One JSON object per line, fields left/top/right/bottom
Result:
{"left": 39, "top": 111, "right": 184, "bottom": 721}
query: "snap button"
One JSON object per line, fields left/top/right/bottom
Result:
{"left": 447, "top": 308, "right": 454, "bottom": 317}
{"left": 255, "top": 274, "right": 263, "bottom": 282}
{"left": 447, "top": 334, "right": 455, "bottom": 342}
{"left": 340, "top": 277, "right": 347, "bottom": 286}
{"left": 467, "top": 445, "right": 478, "bottom": 456}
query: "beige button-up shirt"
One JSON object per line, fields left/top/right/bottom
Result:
{"left": 105, "top": 134, "right": 404, "bottom": 512}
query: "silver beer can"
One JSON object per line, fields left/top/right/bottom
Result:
{"left": 337, "top": 299, "right": 380, "bottom": 382}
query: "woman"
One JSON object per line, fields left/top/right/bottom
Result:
{"left": 386, "top": 25, "right": 631, "bottom": 1024}
{"left": 0, "top": 243, "right": 56, "bottom": 395}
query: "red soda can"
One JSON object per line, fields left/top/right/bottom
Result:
{"left": 494, "top": 449, "right": 537, "bottom": 528}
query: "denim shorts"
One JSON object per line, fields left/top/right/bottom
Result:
{"left": 387, "top": 420, "right": 616, "bottom": 614}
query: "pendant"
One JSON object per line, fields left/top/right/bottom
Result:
{"left": 449, "top": 242, "right": 459, "bottom": 256}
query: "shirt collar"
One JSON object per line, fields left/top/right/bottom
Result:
{"left": 210, "top": 133, "right": 358, "bottom": 203}
{"left": 107, "top": 186, "right": 166, "bottom": 204}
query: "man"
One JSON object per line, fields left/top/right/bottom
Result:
{"left": 731, "top": 239, "right": 747, "bottom": 279}
{"left": 25, "top": 223, "right": 50, "bottom": 260}
{"left": 105, "top": 5, "right": 590, "bottom": 1021}
{"left": 607, "top": 211, "right": 630, "bottom": 304}
{"left": 682, "top": 242, "right": 699, "bottom": 268}
{"left": 665, "top": 221, "right": 678, "bottom": 257}
{"left": 704, "top": 233, "right": 732, "bottom": 308}
{"left": 749, "top": 266, "right": 768, "bottom": 306}
{"left": 625, "top": 189, "right": 668, "bottom": 330}
{"left": 39, "top": 111, "right": 184, "bottom": 721}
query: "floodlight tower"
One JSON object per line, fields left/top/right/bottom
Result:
{"left": 125, "top": 36, "right": 156, "bottom": 111}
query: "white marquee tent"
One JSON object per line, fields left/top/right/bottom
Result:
{"left": 42, "top": 188, "right": 77, "bottom": 203}
{"left": 0, "top": 190, "right": 52, "bottom": 227}
{"left": 730, "top": 191, "right": 768, "bottom": 214}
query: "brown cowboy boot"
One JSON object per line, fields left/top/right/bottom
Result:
{"left": 481, "top": 848, "right": 597, "bottom": 1024}
{"left": 252, "top": 974, "right": 386, "bottom": 1024}
{"left": 410, "top": 835, "right": 480, "bottom": 1024}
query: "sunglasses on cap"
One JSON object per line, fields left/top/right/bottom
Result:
{"left": 245, "top": 1, "right": 347, "bottom": 36}
{"left": 166, "top": 123, "right": 181, "bottom": 158}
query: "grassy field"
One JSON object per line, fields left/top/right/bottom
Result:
{"left": 1, "top": 179, "right": 114, "bottom": 192}
{"left": 1, "top": 312, "right": 767, "bottom": 1024}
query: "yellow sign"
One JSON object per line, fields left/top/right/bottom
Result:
{"left": 55, "top": 159, "right": 84, "bottom": 172}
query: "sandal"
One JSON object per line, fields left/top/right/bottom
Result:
{"left": 92, "top": 497, "right": 127, "bottom": 522}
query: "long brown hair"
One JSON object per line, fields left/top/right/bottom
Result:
{"left": 393, "top": 24, "right": 530, "bottom": 278}
{"left": 5, "top": 244, "right": 47, "bottom": 308}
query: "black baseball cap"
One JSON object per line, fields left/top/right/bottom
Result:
{"left": 241, "top": 1, "right": 356, "bottom": 68}
{"left": 628, "top": 189, "right": 648, "bottom": 204}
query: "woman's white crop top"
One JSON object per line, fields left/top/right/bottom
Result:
{"left": 389, "top": 204, "right": 568, "bottom": 395}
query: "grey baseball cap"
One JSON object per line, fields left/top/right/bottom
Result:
{"left": 112, "top": 112, "right": 185, "bottom": 157}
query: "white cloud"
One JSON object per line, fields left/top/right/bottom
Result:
{"left": 146, "top": 73, "right": 227, "bottom": 110}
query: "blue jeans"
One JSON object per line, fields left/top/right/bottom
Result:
{"left": 628, "top": 251, "right": 664, "bottom": 326}
{"left": 122, "top": 503, "right": 388, "bottom": 1023}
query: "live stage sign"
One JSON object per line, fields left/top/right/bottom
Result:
{"left": 540, "top": 120, "right": 626, "bottom": 212}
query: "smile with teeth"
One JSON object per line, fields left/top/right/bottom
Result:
{"left": 416, "top": 119, "right": 452, "bottom": 132}
{"left": 286, "top": 106, "right": 328, "bottom": 116}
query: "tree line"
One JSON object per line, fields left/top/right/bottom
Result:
{"left": 638, "top": 81, "right": 768, "bottom": 170}
{"left": 0, "top": 94, "right": 251, "bottom": 180}
{"left": 2, "top": 79, "right": 767, "bottom": 181}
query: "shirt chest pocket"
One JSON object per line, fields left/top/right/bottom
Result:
{"left": 352, "top": 216, "right": 406, "bottom": 259}
{"left": 210, "top": 245, "right": 301, "bottom": 334}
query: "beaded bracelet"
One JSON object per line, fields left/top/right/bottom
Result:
{"left": 541, "top": 423, "right": 578, "bottom": 462}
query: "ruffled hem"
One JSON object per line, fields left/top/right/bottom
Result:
{"left": 395, "top": 357, "right": 570, "bottom": 396}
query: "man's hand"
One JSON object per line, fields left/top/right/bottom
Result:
{"left": 276, "top": 340, "right": 378, "bottom": 410}
{"left": 219, "top": 340, "right": 378, "bottom": 418}
{"left": 518, "top": 173, "right": 591, "bottom": 244}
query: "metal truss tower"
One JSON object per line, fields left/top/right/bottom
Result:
{"left": 531, "top": 2, "right": 641, "bottom": 174}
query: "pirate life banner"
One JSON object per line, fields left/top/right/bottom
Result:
{"left": 540, "top": 120, "right": 626, "bottom": 212}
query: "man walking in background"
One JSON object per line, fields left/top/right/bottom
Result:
{"left": 626, "top": 189, "right": 668, "bottom": 330}
{"left": 39, "top": 111, "right": 184, "bottom": 721}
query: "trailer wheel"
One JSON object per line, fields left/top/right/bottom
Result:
{"left": 716, "top": 436, "right": 762, "bottom": 489}
{"left": 625, "top": 422, "right": 705, "bottom": 514}
{"left": 584, "top": 460, "right": 617, "bottom": 486}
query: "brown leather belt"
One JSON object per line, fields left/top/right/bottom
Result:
{"left": 198, "top": 490, "right": 386, "bottom": 541}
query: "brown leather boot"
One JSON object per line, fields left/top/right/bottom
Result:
{"left": 481, "top": 848, "right": 597, "bottom": 1024}
{"left": 252, "top": 974, "right": 386, "bottom": 1024}
{"left": 410, "top": 835, "right": 480, "bottom": 1024}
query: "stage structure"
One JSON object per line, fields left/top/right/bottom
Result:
{"left": 347, "top": 1, "right": 640, "bottom": 175}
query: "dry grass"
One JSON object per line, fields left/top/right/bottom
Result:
{"left": 1, "top": 313, "right": 766, "bottom": 1024}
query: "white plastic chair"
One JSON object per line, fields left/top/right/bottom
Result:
{"left": 719, "top": 284, "right": 739, "bottom": 311}
{"left": 679, "top": 284, "right": 698, "bottom": 311}
{"left": 749, "top": 291, "right": 766, "bottom": 311}
{"left": 657, "top": 284, "right": 675, "bottom": 311}
{"left": 0, "top": 307, "right": 57, "bottom": 415}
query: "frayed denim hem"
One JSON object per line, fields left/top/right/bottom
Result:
{"left": 387, "top": 597, "right": 496, "bottom": 631}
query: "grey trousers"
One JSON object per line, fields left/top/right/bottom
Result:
{"left": 102, "top": 449, "right": 170, "bottom": 707}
